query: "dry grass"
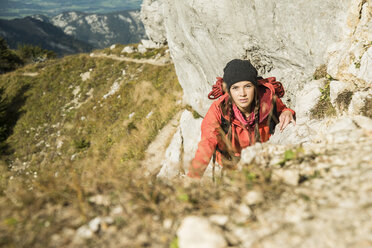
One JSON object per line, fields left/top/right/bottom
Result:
{"left": 0, "top": 47, "right": 187, "bottom": 247}
{"left": 310, "top": 80, "right": 337, "bottom": 119}
{"left": 335, "top": 90, "right": 353, "bottom": 112}
{"left": 313, "top": 64, "right": 328, "bottom": 80}
{"left": 361, "top": 95, "right": 372, "bottom": 118}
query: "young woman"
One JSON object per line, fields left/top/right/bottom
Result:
{"left": 188, "top": 59, "right": 296, "bottom": 178}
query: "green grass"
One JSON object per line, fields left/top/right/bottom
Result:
{"left": 0, "top": 46, "right": 184, "bottom": 247}
{"left": 310, "top": 80, "right": 336, "bottom": 119}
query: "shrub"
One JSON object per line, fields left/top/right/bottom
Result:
{"left": 0, "top": 37, "right": 23, "bottom": 73}
{"left": 74, "top": 138, "right": 91, "bottom": 150}
{"left": 16, "top": 44, "right": 56, "bottom": 64}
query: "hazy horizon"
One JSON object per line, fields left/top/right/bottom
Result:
{"left": 0, "top": 0, "right": 143, "bottom": 19}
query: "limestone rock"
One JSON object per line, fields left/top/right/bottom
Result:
{"left": 177, "top": 216, "right": 227, "bottom": 248}
{"left": 179, "top": 110, "right": 203, "bottom": 174}
{"left": 348, "top": 90, "right": 372, "bottom": 116}
{"left": 244, "top": 189, "right": 264, "bottom": 205}
{"left": 294, "top": 80, "right": 323, "bottom": 120}
{"left": 140, "top": 1, "right": 370, "bottom": 177}
{"left": 209, "top": 215, "right": 229, "bottom": 226}
{"left": 352, "top": 115, "right": 372, "bottom": 132}
{"left": 327, "top": 0, "right": 371, "bottom": 83}
{"left": 142, "top": 0, "right": 350, "bottom": 115}
{"left": 141, "top": 39, "right": 161, "bottom": 49}
{"left": 143, "top": 111, "right": 181, "bottom": 175}
{"left": 239, "top": 143, "right": 263, "bottom": 165}
{"left": 233, "top": 204, "right": 252, "bottom": 224}
{"left": 325, "top": 116, "right": 364, "bottom": 143}
{"left": 272, "top": 169, "right": 300, "bottom": 186}
{"left": 268, "top": 122, "right": 313, "bottom": 146}
{"left": 122, "top": 46, "right": 134, "bottom": 54}
{"left": 157, "top": 128, "right": 182, "bottom": 179}
{"left": 357, "top": 47, "right": 372, "bottom": 83}
{"left": 137, "top": 44, "right": 147, "bottom": 53}
{"left": 140, "top": 0, "right": 166, "bottom": 44}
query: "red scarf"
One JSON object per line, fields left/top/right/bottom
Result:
{"left": 232, "top": 104, "right": 255, "bottom": 127}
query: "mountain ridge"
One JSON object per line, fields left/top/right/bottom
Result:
{"left": 0, "top": 9, "right": 147, "bottom": 56}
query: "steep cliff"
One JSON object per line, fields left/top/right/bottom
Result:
{"left": 141, "top": 0, "right": 371, "bottom": 176}
{"left": 142, "top": 0, "right": 370, "bottom": 116}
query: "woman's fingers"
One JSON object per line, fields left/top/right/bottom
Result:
{"left": 280, "top": 115, "right": 290, "bottom": 131}
{"left": 279, "top": 111, "right": 295, "bottom": 132}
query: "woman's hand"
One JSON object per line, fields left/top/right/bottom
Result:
{"left": 278, "top": 110, "right": 296, "bottom": 132}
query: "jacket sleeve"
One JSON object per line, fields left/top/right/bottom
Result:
{"left": 275, "top": 96, "right": 296, "bottom": 119}
{"left": 188, "top": 102, "right": 221, "bottom": 178}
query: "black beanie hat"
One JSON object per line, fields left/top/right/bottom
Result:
{"left": 223, "top": 59, "right": 258, "bottom": 90}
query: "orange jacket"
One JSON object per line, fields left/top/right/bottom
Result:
{"left": 188, "top": 82, "right": 295, "bottom": 178}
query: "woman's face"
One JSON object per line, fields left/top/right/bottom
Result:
{"left": 229, "top": 81, "right": 255, "bottom": 112}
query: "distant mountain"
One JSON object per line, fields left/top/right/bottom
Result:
{"left": 0, "top": 9, "right": 147, "bottom": 56}
{"left": 0, "top": 17, "right": 94, "bottom": 56}
{"left": 49, "top": 10, "right": 147, "bottom": 48}
{"left": 0, "top": 0, "right": 142, "bottom": 19}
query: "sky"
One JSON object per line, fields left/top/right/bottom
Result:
{"left": 0, "top": 0, "right": 143, "bottom": 19}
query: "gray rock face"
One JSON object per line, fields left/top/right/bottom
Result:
{"left": 156, "top": 110, "right": 203, "bottom": 178}
{"left": 140, "top": 0, "right": 167, "bottom": 44}
{"left": 142, "top": 0, "right": 351, "bottom": 115}
{"left": 327, "top": 1, "right": 372, "bottom": 84}
{"left": 143, "top": 0, "right": 372, "bottom": 180}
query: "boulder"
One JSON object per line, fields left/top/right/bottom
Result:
{"left": 294, "top": 80, "right": 323, "bottom": 120}
{"left": 244, "top": 189, "right": 264, "bottom": 205}
{"left": 122, "top": 46, "right": 134, "bottom": 54}
{"left": 157, "top": 128, "right": 182, "bottom": 179}
{"left": 357, "top": 47, "right": 372, "bottom": 83}
{"left": 271, "top": 168, "right": 300, "bottom": 186}
{"left": 327, "top": 0, "right": 371, "bottom": 83}
{"left": 348, "top": 90, "right": 372, "bottom": 115}
{"left": 177, "top": 216, "right": 227, "bottom": 248}
{"left": 179, "top": 110, "right": 203, "bottom": 173}
{"left": 141, "top": 39, "right": 161, "bottom": 49}
{"left": 137, "top": 44, "right": 147, "bottom": 53}
{"left": 140, "top": 0, "right": 167, "bottom": 44}
{"left": 268, "top": 122, "right": 315, "bottom": 146}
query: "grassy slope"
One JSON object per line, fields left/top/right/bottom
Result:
{"left": 0, "top": 47, "right": 185, "bottom": 247}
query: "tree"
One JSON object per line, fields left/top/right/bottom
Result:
{"left": 17, "top": 43, "right": 56, "bottom": 63}
{"left": 0, "top": 37, "right": 23, "bottom": 74}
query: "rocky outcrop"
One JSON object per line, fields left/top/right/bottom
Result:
{"left": 176, "top": 115, "right": 372, "bottom": 247}
{"left": 141, "top": 0, "right": 371, "bottom": 180}
{"left": 327, "top": 0, "right": 372, "bottom": 84}
{"left": 140, "top": 0, "right": 167, "bottom": 45}
{"left": 141, "top": 0, "right": 370, "bottom": 116}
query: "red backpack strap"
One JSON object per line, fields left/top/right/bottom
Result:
{"left": 258, "top": 77, "right": 285, "bottom": 98}
{"left": 208, "top": 77, "right": 225, "bottom": 100}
